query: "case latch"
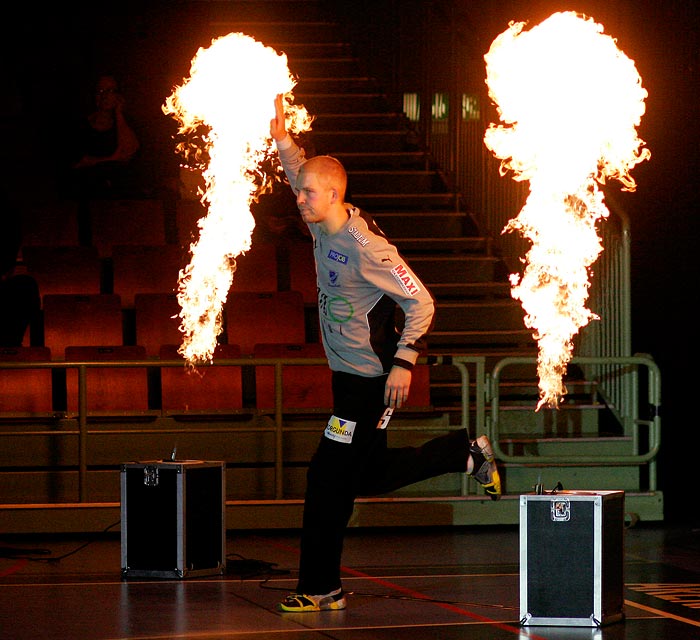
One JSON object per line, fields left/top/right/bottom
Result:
{"left": 550, "top": 497, "right": 570, "bottom": 521}
{"left": 143, "top": 465, "right": 159, "bottom": 487}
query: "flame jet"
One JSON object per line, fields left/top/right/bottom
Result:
{"left": 483, "top": 12, "right": 650, "bottom": 408}
{"left": 163, "top": 32, "right": 312, "bottom": 366}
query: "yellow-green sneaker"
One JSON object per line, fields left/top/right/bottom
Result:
{"left": 469, "top": 435, "right": 502, "bottom": 500}
{"left": 278, "top": 588, "right": 346, "bottom": 612}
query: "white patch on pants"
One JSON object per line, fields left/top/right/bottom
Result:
{"left": 324, "top": 415, "right": 357, "bottom": 443}
{"left": 376, "top": 407, "right": 394, "bottom": 429}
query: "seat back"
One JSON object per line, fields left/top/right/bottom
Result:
{"left": 0, "top": 346, "right": 53, "bottom": 414}
{"left": 160, "top": 344, "right": 243, "bottom": 414}
{"left": 254, "top": 342, "right": 331, "bottom": 411}
{"left": 21, "top": 200, "right": 80, "bottom": 247}
{"left": 229, "top": 242, "right": 278, "bottom": 293}
{"left": 22, "top": 246, "right": 101, "bottom": 297}
{"left": 286, "top": 239, "right": 317, "bottom": 304}
{"left": 134, "top": 293, "right": 182, "bottom": 357}
{"left": 404, "top": 363, "right": 432, "bottom": 409}
{"left": 89, "top": 198, "right": 166, "bottom": 257}
{"left": 64, "top": 345, "right": 149, "bottom": 414}
{"left": 42, "top": 294, "right": 123, "bottom": 357}
{"left": 112, "top": 244, "right": 185, "bottom": 308}
{"left": 225, "top": 291, "right": 305, "bottom": 355}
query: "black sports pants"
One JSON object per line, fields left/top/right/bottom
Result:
{"left": 296, "top": 370, "right": 469, "bottom": 594}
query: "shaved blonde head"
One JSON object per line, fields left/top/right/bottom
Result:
{"left": 299, "top": 155, "right": 347, "bottom": 200}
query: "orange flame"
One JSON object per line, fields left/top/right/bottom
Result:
{"left": 484, "top": 11, "right": 650, "bottom": 408}
{"left": 163, "top": 32, "right": 312, "bottom": 366}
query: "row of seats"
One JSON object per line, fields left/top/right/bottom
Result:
{"left": 35, "top": 291, "right": 308, "bottom": 356}
{"left": 20, "top": 240, "right": 317, "bottom": 308}
{"left": 0, "top": 342, "right": 431, "bottom": 416}
{"left": 2, "top": 288, "right": 432, "bottom": 416}
{"left": 22, "top": 197, "right": 180, "bottom": 255}
{"left": 0, "top": 342, "right": 336, "bottom": 416}
{"left": 10, "top": 199, "right": 432, "bottom": 417}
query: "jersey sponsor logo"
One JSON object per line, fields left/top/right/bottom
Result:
{"left": 324, "top": 415, "right": 357, "bottom": 443}
{"left": 327, "top": 249, "right": 348, "bottom": 264}
{"left": 391, "top": 264, "right": 421, "bottom": 296}
{"left": 328, "top": 270, "right": 340, "bottom": 286}
{"left": 348, "top": 226, "right": 370, "bottom": 246}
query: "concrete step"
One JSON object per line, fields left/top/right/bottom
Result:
{"left": 271, "top": 41, "right": 355, "bottom": 58}
{"left": 297, "top": 77, "right": 382, "bottom": 93}
{"left": 497, "top": 433, "right": 636, "bottom": 456}
{"left": 426, "top": 282, "right": 512, "bottom": 300}
{"left": 428, "top": 329, "right": 534, "bottom": 350}
{"left": 498, "top": 403, "right": 605, "bottom": 434}
{"left": 352, "top": 192, "right": 459, "bottom": 211}
{"left": 409, "top": 255, "right": 503, "bottom": 283}
{"left": 212, "top": 21, "right": 345, "bottom": 44}
{"left": 501, "top": 464, "right": 641, "bottom": 494}
{"left": 429, "top": 374, "right": 597, "bottom": 413}
{"left": 295, "top": 92, "right": 391, "bottom": 114}
{"left": 313, "top": 131, "right": 418, "bottom": 154}
{"left": 433, "top": 300, "right": 526, "bottom": 332}
{"left": 313, "top": 113, "right": 410, "bottom": 131}
{"left": 290, "top": 57, "right": 364, "bottom": 77}
{"left": 396, "top": 237, "right": 491, "bottom": 254}
{"left": 346, "top": 168, "right": 446, "bottom": 192}
{"left": 372, "top": 211, "right": 475, "bottom": 238}
{"left": 205, "top": 1, "right": 333, "bottom": 22}
{"left": 333, "top": 151, "right": 431, "bottom": 170}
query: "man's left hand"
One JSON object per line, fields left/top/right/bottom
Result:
{"left": 385, "top": 366, "right": 412, "bottom": 408}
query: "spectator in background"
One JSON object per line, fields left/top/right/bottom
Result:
{"left": 0, "top": 188, "right": 40, "bottom": 347}
{"left": 66, "top": 73, "right": 141, "bottom": 201}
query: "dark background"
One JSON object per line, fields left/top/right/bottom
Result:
{"left": 3, "top": 1, "right": 697, "bottom": 523}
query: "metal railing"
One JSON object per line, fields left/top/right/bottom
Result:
{"left": 0, "top": 352, "right": 660, "bottom": 504}
{"left": 484, "top": 355, "right": 661, "bottom": 490}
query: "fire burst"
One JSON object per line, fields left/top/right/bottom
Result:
{"left": 163, "top": 32, "right": 312, "bottom": 365}
{"left": 483, "top": 11, "right": 650, "bottom": 408}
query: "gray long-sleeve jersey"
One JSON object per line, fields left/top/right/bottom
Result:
{"left": 277, "top": 136, "right": 435, "bottom": 377}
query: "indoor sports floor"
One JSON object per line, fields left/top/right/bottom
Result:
{"left": 1, "top": 522, "right": 698, "bottom": 639}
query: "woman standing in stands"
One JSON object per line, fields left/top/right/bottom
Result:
{"left": 67, "top": 73, "right": 141, "bottom": 200}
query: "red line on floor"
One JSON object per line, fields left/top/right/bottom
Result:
{"left": 0, "top": 558, "right": 29, "bottom": 578}
{"left": 260, "top": 536, "right": 543, "bottom": 638}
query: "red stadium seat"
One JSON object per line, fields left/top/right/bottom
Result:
{"left": 286, "top": 239, "right": 317, "bottom": 304}
{"left": 160, "top": 344, "right": 244, "bottom": 415}
{"left": 22, "top": 246, "right": 102, "bottom": 297}
{"left": 64, "top": 345, "right": 149, "bottom": 415}
{"left": 404, "top": 362, "right": 432, "bottom": 409}
{"left": 254, "top": 342, "right": 331, "bottom": 412}
{"left": 89, "top": 198, "right": 166, "bottom": 257}
{"left": 42, "top": 294, "right": 123, "bottom": 357}
{"left": 225, "top": 291, "right": 305, "bottom": 355}
{"left": 21, "top": 199, "right": 80, "bottom": 247}
{"left": 176, "top": 200, "right": 278, "bottom": 292}
{"left": 134, "top": 293, "right": 182, "bottom": 357}
{"left": 174, "top": 198, "right": 206, "bottom": 247}
{"left": 112, "top": 244, "right": 186, "bottom": 308}
{"left": 0, "top": 346, "right": 53, "bottom": 415}
{"left": 229, "top": 242, "right": 278, "bottom": 293}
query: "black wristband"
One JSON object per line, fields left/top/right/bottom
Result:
{"left": 392, "top": 357, "right": 414, "bottom": 371}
